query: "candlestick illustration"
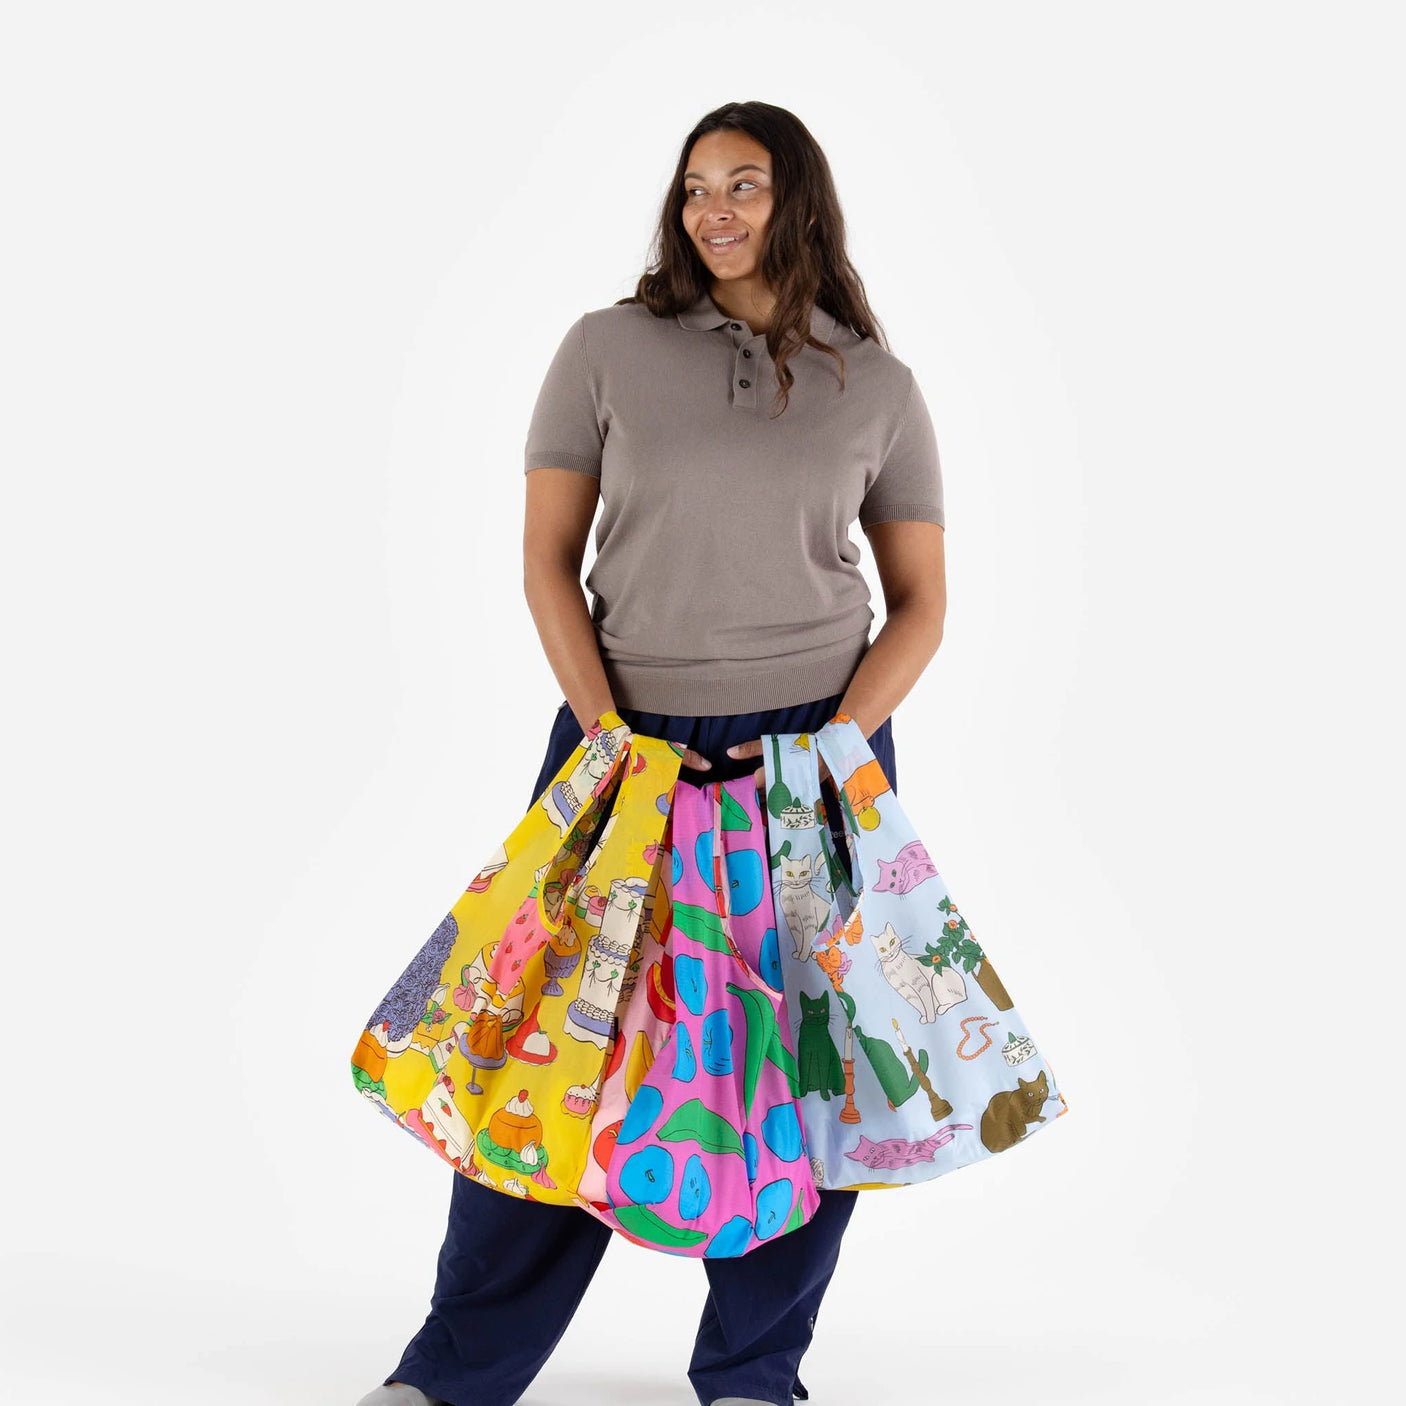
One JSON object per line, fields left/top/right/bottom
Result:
{"left": 839, "top": 1021, "right": 861, "bottom": 1124}
{"left": 893, "top": 1017, "right": 952, "bottom": 1121}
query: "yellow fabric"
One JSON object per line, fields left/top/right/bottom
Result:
{"left": 352, "top": 711, "right": 681, "bottom": 1206}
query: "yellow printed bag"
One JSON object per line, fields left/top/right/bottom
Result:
{"left": 351, "top": 710, "right": 682, "bottom": 1206}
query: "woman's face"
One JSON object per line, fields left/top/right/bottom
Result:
{"left": 681, "top": 129, "right": 774, "bottom": 284}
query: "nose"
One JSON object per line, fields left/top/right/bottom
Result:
{"left": 700, "top": 191, "right": 737, "bottom": 221}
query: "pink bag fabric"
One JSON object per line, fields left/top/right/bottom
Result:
{"left": 582, "top": 774, "right": 822, "bottom": 1256}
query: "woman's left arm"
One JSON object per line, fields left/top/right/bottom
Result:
{"left": 727, "top": 518, "right": 946, "bottom": 787}
{"left": 831, "top": 517, "right": 946, "bottom": 737}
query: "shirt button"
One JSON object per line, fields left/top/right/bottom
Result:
{"left": 742, "top": 349, "right": 752, "bottom": 358}
{"left": 738, "top": 378, "right": 751, "bottom": 388}
{"left": 730, "top": 322, "right": 742, "bottom": 330}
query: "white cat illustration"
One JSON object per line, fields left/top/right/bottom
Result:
{"left": 777, "top": 852, "right": 832, "bottom": 961}
{"left": 870, "top": 921, "right": 940, "bottom": 1022}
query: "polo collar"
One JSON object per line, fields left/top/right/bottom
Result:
{"left": 676, "top": 290, "right": 837, "bottom": 345}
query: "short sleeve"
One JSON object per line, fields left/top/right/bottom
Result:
{"left": 522, "top": 314, "right": 604, "bottom": 477}
{"left": 859, "top": 371, "right": 945, "bottom": 531}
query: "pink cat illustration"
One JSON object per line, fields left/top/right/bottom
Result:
{"left": 844, "top": 1128, "right": 969, "bottom": 1169}
{"left": 871, "top": 840, "right": 938, "bottom": 896}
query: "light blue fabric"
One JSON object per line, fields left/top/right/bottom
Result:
{"left": 761, "top": 715, "right": 1066, "bottom": 1191}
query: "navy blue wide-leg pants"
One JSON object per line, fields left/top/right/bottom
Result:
{"left": 386, "top": 690, "right": 899, "bottom": 1406}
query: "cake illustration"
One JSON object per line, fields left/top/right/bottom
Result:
{"left": 466, "top": 842, "right": 509, "bottom": 893}
{"left": 543, "top": 723, "right": 628, "bottom": 836}
{"left": 563, "top": 876, "right": 649, "bottom": 1048}
{"left": 410, "top": 1074, "right": 471, "bottom": 1165}
{"left": 562, "top": 1081, "right": 598, "bottom": 1118}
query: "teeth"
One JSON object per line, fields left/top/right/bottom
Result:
{"left": 708, "top": 236, "right": 741, "bottom": 245}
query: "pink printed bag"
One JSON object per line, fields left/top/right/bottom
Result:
{"left": 580, "top": 775, "right": 822, "bottom": 1256}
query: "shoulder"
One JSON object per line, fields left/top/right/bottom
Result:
{"left": 579, "top": 299, "right": 669, "bottom": 349}
{"left": 829, "top": 321, "right": 918, "bottom": 416}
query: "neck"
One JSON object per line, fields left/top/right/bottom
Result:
{"left": 709, "top": 278, "right": 777, "bottom": 333}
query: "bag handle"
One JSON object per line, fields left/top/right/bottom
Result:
{"left": 707, "top": 779, "right": 744, "bottom": 962}
{"left": 809, "top": 713, "right": 884, "bottom": 932}
{"left": 532, "top": 710, "right": 634, "bottom": 936}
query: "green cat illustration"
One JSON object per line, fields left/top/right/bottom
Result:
{"left": 853, "top": 1022, "right": 928, "bottom": 1109}
{"left": 796, "top": 990, "right": 845, "bottom": 1100}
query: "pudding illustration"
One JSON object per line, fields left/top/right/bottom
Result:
{"left": 477, "top": 1088, "right": 552, "bottom": 1181}
{"left": 505, "top": 1001, "right": 557, "bottom": 1065}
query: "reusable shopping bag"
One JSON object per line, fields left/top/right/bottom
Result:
{"left": 350, "top": 710, "right": 682, "bottom": 1207}
{"left": 760, "top": 712, "right": 1068, "bottom": 1192}
{"left": 579, "top": 775, "right": 821, "bottom": 1256}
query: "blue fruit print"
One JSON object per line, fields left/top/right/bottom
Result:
{"left": 671, "top": 844, "right": 683, "bottom": 886}
{"left": 619, "top": 1146, "right": 674, "bottom": 1205}
{"left": 705, "top": 1214, "right": 753, "bottom": 1258}
{"left": 758, "top": 926, "right": 782, "bottom": 992}
{"left": 723, "top": 847, "right": 764, "bottom": 917}
{"left": 743, "top": 1131, "right": 758, "bottom": 1184}
{"left": 700, "top": 1007, "right": 733, "bottom": 1075}
{"left": 672, "top": 1023, "right": 697, "bottom": 1082}
{"left": 760, "top": 1101, "right": 804, "bottom": 1161}
{"left": 754, "top": 1178, "right": 794, "bottom": 1239}
{"left": 693, "top": 828, "right": 765, "bottom": 917}
{"left": 678, "top": 1153, "right": 711, "bottom": 1220}
{"left": 617, "top": 1084, "right": 663, "bottom": 1146}
{"left": 675, "top": 954, "right": 707, "bottom": 1016}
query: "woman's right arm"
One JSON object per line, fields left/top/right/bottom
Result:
{"left": 521, "top": 466, "right": 713, "bottom": 775}
{"left": 523, "top": 466, "right": 617, "bottom": 737}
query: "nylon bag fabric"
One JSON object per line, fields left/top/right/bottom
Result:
{"left": 761, "top": 712, "right": 1069, "bottom": 1191}
{"left": 581, "top": 774, "right": 822, "bottom": 1256}
{"left": 350, "top": 710, "right": 681, "bottom": 1207}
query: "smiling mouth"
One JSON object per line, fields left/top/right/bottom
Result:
{"left": 704, "top": 232, "right": 747, "bottom": 252}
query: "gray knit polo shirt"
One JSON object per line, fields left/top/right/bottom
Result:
{"left": 523, "top": 288, "right": 944, "bottom": 716}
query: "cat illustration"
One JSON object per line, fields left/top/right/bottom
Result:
{"left": 871, "top": 922, "right": 939, "bottom": 1022}
{"left": 777, "top": 852, "right": 832, "bottom": 961}
{"left": 929, "top": 954, "right": 968, "bottom": 1015}
{"left": 871, "top": 839, "right": 939, "bottom": 896}
{"left": 980, "top": 1070, "right": 1049, "bottom": 1153}
{"left": 795, "top": 989, "right": 845, "bottom": 1100}
{"left": 853, "top": 1022, "right": 926, "bottom": 1109}
{"left": 844, "top": 1131, "right": 955, "bottom": 1169}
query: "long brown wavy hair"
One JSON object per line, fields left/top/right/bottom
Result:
{"left": 615, "top": 101, "right": 888, "bottom": 418}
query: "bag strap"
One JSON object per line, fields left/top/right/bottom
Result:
{"left": 708, "top": 779, "right": 742, "bottom": 958}
{"left": 532, "top": 711, "right": 634, "bottom": 936}
{"left": 810, "top": 714, "right": 880, "bottom": 924}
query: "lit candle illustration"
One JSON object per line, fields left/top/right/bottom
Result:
{"left": 892, "top": 1017, "right": 952, "bottom": 1121}
{"left": 839, "top": 1021, "right": 861, "bottom": 1124}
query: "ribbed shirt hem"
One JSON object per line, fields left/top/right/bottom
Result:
{"left": 599, "top": 629, "right": 872, "bottom": 717}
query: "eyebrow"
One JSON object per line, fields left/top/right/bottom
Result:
{"left": 683, "top": 163, "right": 768, "bottom": 180}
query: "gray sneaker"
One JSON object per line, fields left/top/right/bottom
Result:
{"left": 355, "top": 1384, "right": 447, "bottom": 1406}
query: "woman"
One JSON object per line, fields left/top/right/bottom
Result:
{"left": 361, "top": 99, "right": 946, "bottom": 1406}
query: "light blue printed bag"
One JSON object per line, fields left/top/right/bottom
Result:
{"left": 760, "top": 712, "right": 1068, "bottom": 1191}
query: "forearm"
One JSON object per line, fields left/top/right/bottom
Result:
{"left": 836, "top": 600, "right": 945, "bottom": 738}
{"left": 522, "top": 563, "right": 616, "bottom": 735}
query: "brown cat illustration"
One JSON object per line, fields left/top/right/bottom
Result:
{"left": 980, "top": 1069, "right": 1049, "bottom": 1152}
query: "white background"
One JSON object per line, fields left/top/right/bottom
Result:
{"left": 4, "top": 2, "right": 1402, "bottom": 1403}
